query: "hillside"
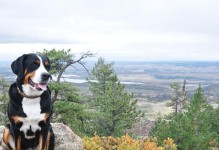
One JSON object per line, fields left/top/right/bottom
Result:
{"left": 1, "top": 61, "right": 219, "bottom": 119}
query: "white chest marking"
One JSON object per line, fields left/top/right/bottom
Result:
{"left": 19, "top": 97, "right": 45, "bottom": 139}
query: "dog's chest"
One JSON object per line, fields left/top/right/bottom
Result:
{"left": 22, "top": 97, "right": 43, "bottom": 118}
{"left": 20, "top": 97, "right": 45, "bottom": 138}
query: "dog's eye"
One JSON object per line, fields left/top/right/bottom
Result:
{"left": 45, "top": 65, "right": 50, "bottom": 71}
{"left": 31, "top": 62, "right": 39, "bottom": 68}
{"left": 44, "top": 62, "right": 50, "bottom": 71}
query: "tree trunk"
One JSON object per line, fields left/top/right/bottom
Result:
{"left": 52, "top": 61, "right": 74, "bottom": 103}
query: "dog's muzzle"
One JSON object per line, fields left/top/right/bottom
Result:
{"left": 28, "top": 77, "right": 50, "bottom": 91}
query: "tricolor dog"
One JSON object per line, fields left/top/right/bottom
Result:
{"left": 2, "top": 53, "right": 54, "bottom": 150}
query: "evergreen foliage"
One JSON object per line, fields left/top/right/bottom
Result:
{"left": 39, "top": 49, "right": 73, "bottom": 75}
{"left": 151, "top": 86, "right": 219, "bottom": 149}
{"left": 88, "top": 57, "right": 144, "bottom": 136}
{"left": 166, "top": 80, "right": 187, "bottom": 118}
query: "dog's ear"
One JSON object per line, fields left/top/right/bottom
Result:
{"left": 11, "top": 54, "right": 26, "bottom": 80}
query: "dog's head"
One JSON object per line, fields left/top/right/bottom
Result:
{"left": 11, "top": 53, "right": 51, "bottom": 91}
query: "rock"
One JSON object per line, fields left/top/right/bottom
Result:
{"left": 52, "top": 123, "right": 83, "bottom": 150}
{"left": 0, "top": 125, "right": 4, "bottom": 150}
{"left": 0, "top": 123, "right": 83, "bottom": 150}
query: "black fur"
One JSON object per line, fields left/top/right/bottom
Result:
{"left": 4, "top": 53, "right": 54, "bottom": 150}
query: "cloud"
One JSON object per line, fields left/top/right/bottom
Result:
{"left": 0, "top": 0, "right": 219, "bottom": 61}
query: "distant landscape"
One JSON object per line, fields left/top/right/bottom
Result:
{"left": 1, "top": 61, "right": 219, "bottom": 120}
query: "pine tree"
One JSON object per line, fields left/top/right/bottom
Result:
{"left": 88, "top": 57, "right": 144, "bottom": 136}
{"left": 38, "top": 49, "right": 94, "bottom": 136}
{"left": 151, "top": 86, "right": 218, "bottom": 149}
{"left": 167, "top": 79, "right": 187, "bottom": 117}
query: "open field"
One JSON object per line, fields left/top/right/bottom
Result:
{"left": 138, "top": 99, "right": 173, "bottom": 121}
{"left": 1, "top": 61, "right": 219, "bottom": 119}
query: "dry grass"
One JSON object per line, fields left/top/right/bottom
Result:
{"left": 138, "top": 100, "right": 173, "bottom": 121}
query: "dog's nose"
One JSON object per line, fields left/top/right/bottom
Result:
{"left": 41, "top": 73, "right": 51, "bottom": 81}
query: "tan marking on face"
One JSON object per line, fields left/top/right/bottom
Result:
{"left": 45, "top": 61, "right": 49, "bottom": 66}
{"left": 23, "top": 72, "right": 35, "bottom": 84}
{"left": 36, "top": 60, "right": 40, "bottom": 64}
{"left": 12, "top": 116, "right": 21, "bottom": 124}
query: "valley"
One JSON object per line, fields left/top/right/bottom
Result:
{"left": 1, "top": 61, "right": 219, "bottom": 121}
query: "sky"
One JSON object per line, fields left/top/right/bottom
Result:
{"left": 0, "top": 0, "right": 219, "bottom": 61}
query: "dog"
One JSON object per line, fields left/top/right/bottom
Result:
{"left": 2, "top": 53, "right": 54, "bottom": 150}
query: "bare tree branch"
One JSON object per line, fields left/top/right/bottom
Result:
{"left": 51, "top": 51, "right": 95, "bottom": 103}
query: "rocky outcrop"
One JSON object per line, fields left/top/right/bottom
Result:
{"left": 0, "top": 123, "right": 83, "bottom": 150}
{"left": 0, "top": 125, "right": 4, "bottom": 150}
{"left": 52, "top": 123, "right": 83, "bottom": 150}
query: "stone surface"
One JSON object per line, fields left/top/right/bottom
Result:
{"left": 0, "top": 125, "right": 4, "bottom": 150}
{"left": 0, "top": 123, "right": 83, "bottom": 150}
{"left": 52, "top": 123, "right": 83, "bottom": 150}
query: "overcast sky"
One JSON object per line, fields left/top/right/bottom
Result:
{"left": 0, "top": 0, "right": 219, "bottom": 61}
